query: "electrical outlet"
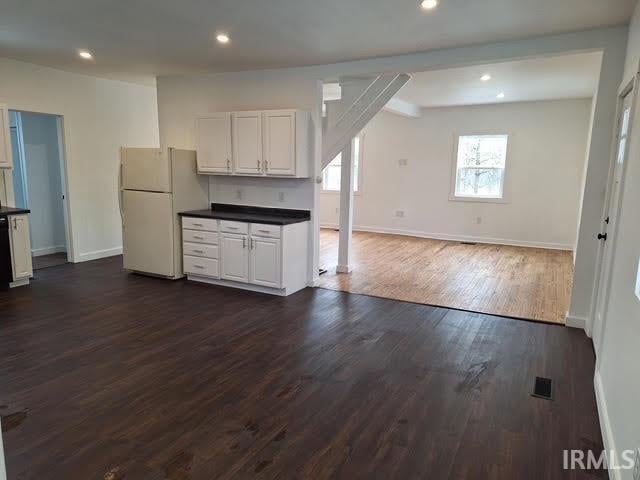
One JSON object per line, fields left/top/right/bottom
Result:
{"left": 633, "top": 448, "right": 640, "bottom": 480}
{"left": 476, "top": 217, "right": 482, "bottom": 224}
{"left": 395, "top": 210, "right": 405, "bottom": 218}
{"left": 335, "top": 207, "right": 339, "bottom": 214}
{"left": 399, "top": 158, "right": 409, "bottom": 167}
{"left": 278, "top": 192, "right": 285, "bottom": 202}
{"left": 235, "top": 189, "right": 243, "bottom": 200}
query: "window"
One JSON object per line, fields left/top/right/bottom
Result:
{"left": 322, "top": 136, "right": 362, "bottom": 192}
{"left": 452, "top": 134, "right": 508, "bottom": 200}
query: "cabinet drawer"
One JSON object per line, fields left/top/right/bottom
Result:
{"left": 250, "top": 223, "right": 281, "bottom": 238}
{"left": 183, "top": 242, "right": 218, "bottom": 259}
{"left": 220, "top": 220, "right": 249, "bottom": 234}
{"left": 183, "top": 229, "right": 218, "bottom": 244}
{"left": 183, "top": 255, "right": 219, "bottom": 277}
{"left": 182, "top": 217, "right": 218, "bottom": 232}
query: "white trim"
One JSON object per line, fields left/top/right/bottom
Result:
{"left": 320, "top": 224, "right": 574, "bottom": 251}
{"left": 565, "top": 314, "right": 588, "bottom": 330}
{"left": 336, "top": 264, "right": 351, "bottom": 273}
{"left": 9, "top": 278, "right": 29, "bottom": 288}
{"left": 0, "top": 419, "right": 6, "bottom": 480}
{"left": 31, "top": 245, "right": 66, "bottom": 257}
{"left": 77, "top": 246, "right": 122, "bottom": 263}
{"left": 594, "top": 371, "right": 620, "bottom": 480}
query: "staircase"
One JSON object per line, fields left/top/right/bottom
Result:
{"left": 322, "top": 73, "right": 410, "bottom": 168}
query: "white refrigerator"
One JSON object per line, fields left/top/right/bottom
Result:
{"left": 119, "top": 148, "right": 208, "bottom": 279}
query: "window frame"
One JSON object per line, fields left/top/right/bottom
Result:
{"left": 321, "top": 134, "right": 364, "bottom": 194}
{"left": 449, "top": 132, "right": 511, "bottom": 204}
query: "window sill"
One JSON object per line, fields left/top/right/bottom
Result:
{"left": 448, "top": 195, "right": 508, "bottom": 204}
{"left": 321, "top": 190, "right": 361, "bottom": 196}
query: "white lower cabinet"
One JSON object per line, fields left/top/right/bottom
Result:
{"left": 220, "top": 233, "right": 249, "bottom": 283}
{"left": 250, "top": 236, "right": 281, "bottom": 288}
{"left": 9, "top": 214, "right": 33, "bottom": 282}
{"left": 182, "top": 216, "right": 308, "bottom": 296}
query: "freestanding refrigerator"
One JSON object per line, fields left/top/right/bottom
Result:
{"left": 119, "top": 148, "right": 208, "bottom": 279}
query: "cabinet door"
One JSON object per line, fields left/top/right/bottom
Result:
{"left": 9, "top": 215, "right": 32, "bottom": 280}
{"left": 196, "top": 114, "right": 232, "bottom": 174}
{"left": 220, "top": 233, "right": 248, "bottom": 283}
{"left": 250, "top": 236, "right": 281, "bottom": 288}
{"left": 0, "top": 103, "right": 13, "bottom": 170}
{"left": 232, "top": 112, "right": 262, "bottom": 175}
{"left": 263, "top": 111, "right": 295, "bottom": 176}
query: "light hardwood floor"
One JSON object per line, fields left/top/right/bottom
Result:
{"left": 318, "top": 229, "right": 574, "bottom": 324}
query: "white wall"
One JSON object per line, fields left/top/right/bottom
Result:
{"left": 595, "top": 3, "right": 640, "bottom": 479}
{"left": 0, "top": 58, "right": 159, "bottom": 262}
{"left": 320, "top": 99, "right": 591, "bottom": 250}
{"left": 18, "top": 112, "right": 67, "bottom": 255}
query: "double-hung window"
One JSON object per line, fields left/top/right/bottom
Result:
{"left": 322, "top": 136, "right": 362, "bottom": 192}
{"left": 452, "top": 134, "right": 508, "bottom": 201}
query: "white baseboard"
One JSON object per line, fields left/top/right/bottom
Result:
{"left": 31, "top": 245, "right": 66, "bottom": 257}
{"left": 0, "top": 419, "right": 6, "bottom": 480}
{"left": 320, "top": 224, "right": 573, "bottom": 251}
{"left": 565, "top": 314, "right": 588, "bottom": 330}
{"left": 76, "top": 247, "right": 123, "bottom": 263}
{"left": 594, "top": 371, "right": 619, "bottom": 480}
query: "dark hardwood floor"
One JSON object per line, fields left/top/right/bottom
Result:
{"left": 0, "top": 256, "right": 604, "bottom": 479}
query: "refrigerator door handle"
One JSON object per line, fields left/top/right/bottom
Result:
{"left": 118, "top": 162, "right": 125, "bottom": 225}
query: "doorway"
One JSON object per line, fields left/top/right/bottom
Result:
{"left": 591, "top": 79, "right": 636, "bottom": 350}
{"left": 9, "top": 111, "right": 70, "bottom": 270}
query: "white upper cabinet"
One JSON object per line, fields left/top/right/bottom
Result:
{"left": 263, "top": 111, "right": 296, "bottom": 176}
{"left": 196, "top": 109, "right": 309, "bottom": 178}
{"left": 196, "top": 113, "right": 232, "bottom": 174}
{"left": 0, "top": 103, "right": 13, "bottom": 170}
{"left": 232, "top": 112, "right": 262, "bottom": 175}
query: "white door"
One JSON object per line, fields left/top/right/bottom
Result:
{"left": 233, "top": 112, "right": 263, "bottom": 174}
{"left": 9, "top": 214, "right": 33, "bottom": 280}
{"left": 221, "top": 233, "right": 248, "bottom": 282}
{"left": 592, "top": 86, "right": 634, "bottom": 348}
{"left": 263, "top": 111, "right": 295, "bottom": 176}
{"left": 197, "top": 114, "right": 232, "bottom": 174}
{"left": 121, "top": 148, "right": 171, "bottom": 192}
{"left": 0, "top": 103, "right": 13, "bottom": 169}
{"left": 122, "top": 190, "right": 175, "bottom": 277}
{"left": 250, "top": 236, "right": 281, "bottom": 288}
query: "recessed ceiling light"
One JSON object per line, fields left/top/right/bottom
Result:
{"left": 497, "top": 92, "right": 505, "bottom": 99}
{"left": 420, "top": 0, "right": 438, "bottom": 10}
{"left": 78, "top": 50, "right": 93, "bottom": 60}
{"left": 480, "top": 74, "right": 491, "bottom": 82}
{"left": 216, "top": 33, "right": 230, "bottom": 44}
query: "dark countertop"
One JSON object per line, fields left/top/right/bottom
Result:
{"left": 179, "top": 203, "right": 310, "bottom": 226}
{"left": 0, "top": 206, "right": 31, "bottom": 218}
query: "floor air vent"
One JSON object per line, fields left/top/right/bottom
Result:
{"left": 531, "top": 376, "right": 554, "bottom": 400}
{"left": 460, "top": 241, "right": 477, "bottom": 245}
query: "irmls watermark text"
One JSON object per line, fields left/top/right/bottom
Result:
{"left": 563, "top": 449, "right": 638, "bottom": 470}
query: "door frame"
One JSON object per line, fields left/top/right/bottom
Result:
{"left": 2, "top": 109, "right": 75, "bottom": 263}
{"left": 589, "top": 73, "right": 638, "bottom": 355}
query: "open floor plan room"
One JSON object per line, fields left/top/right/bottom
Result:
{"left": 2, "top": 0, "right": 640, "bottom": 478}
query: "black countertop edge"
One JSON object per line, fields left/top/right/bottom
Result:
{"left": 0, "top": 207, "right": 31, "bottom": 217}
{"left": 179, "top": 203, "right": 310, "bottom": 226}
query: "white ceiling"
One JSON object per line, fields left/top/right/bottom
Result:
{"left": 395, "top": 52, "right": 603, "bottom": 108}
{"left": 0, "top": 0, "right": 634, "bottom": 84}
